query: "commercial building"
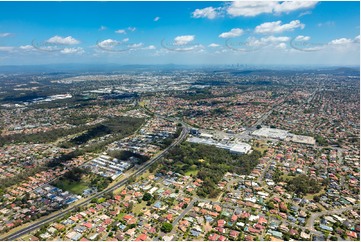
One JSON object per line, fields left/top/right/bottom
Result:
{"left": 252, "top": 127, "right": 315, "bottom": 145}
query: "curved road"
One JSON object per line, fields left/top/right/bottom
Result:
{"left": 1, "top": 124, "right": 189, "bottom": 241}
{"left": 306, "top": 205, "right": 358, "bottom": 232}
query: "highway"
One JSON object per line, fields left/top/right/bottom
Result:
{"left": 0, "top": 123, "right": 189, "bottom": 241}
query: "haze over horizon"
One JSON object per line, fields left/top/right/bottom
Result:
{"left": 0, "top": 1, "right": 359, "bottom": 66}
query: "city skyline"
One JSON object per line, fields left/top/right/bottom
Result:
{"left": 0, "top": 1, "right": 360, "bottom": 66}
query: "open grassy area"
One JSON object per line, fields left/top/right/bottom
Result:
{"left": 112, "top": 184, "right": 126, "bottom": 195}
{"left": 51, "top": 172, "right": 111, "bottom": 195}
{"left": 116, "top": 212, "right": 126, "bottom": 221}
{"left": 185, "top": 169, "right": 199, "bottom": 176}
{"left": 139, "top": 101, "right": 146, "bottom": 107}
{"left": 280, "top": 174, "right": 295, "bottom": 181}
{"left": 138, "top": 170, "right": 151, "bottom": 181}
{"left": 133, "top": 201, "right": 147, "bottom": 215}
{"left": 304, "top": 187, "right": 326, "bottom": 200}
{"left": 253, "top": 140, "right": 268, "bottom": 154}
{"left": 52, "top": 179, "right": 89, "bottom": 195}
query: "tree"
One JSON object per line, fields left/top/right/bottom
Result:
{"left": 266, "top": 201, "right": 275, "bottom": 209}
{"left": 313, "top": 195, "right": 320, "bottom": 202}
{"left": 142, "top": 193, "right": 152, "bottom": 201}
{"left": 126, "top": 202, "right": 134, "bottom": 212}
{"left": 287, "top": 174, "right": 321, "bottom": 195}
{"left": 161, "top": 222, "right": 173, "bottom": 233}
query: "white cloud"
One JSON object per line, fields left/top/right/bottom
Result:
{"left": 128, "top": 43, "right": 143, "bottom": 48}
{"left": 0, "top": 46, "right": 14, "bottom": 52}
{"left": 47, "top": 36, "right": 80, "bottom": 45}
{"left": 226, "top": 1, "right": 317, "bottom": 17}
{"left": 99, "top": 26, "right": 107, "bottom": 31}
{"left": 19, "top": 45, "right": 36, "bottom": 51}
{"left": 227, "top": 2, "right": 276, "bottom": 17}
{"left": 192, "top": 7, "right": 219, "bottom": 19}
{"left": 329, "top": 38, "right": 353, "bottom": 45}
{"left": 273, "top": 2, "right": 318, "bottom": 14}
{"left": 144, "top": 45, "right": 156, "bottom": 50}
{"left": 98, "top": 39, "right": 120, "bottom": 48}
{"left": 115, "top": 29, "right": 126, "bottom": 34}
{"left": 276, "top": 43, "right": 287, "bottom": 49}
{"left": 174, "top": 35, "right": 195, "bottom": 45}
{"left": 255, "top": 20, "right": 304, "bottom": 34}
{"left": 208, "top": 43, "right": 220, "bottom": 47}
{"left": 60, "top": 47, "right": 84, "bottom": 54}
{"left": 246, "top": 36, "right": 290, "bottom": 48}
{"left": 154, "top": 16, "right": 160, "bottom": 22}
{"left": 219, "top": 28, "right": 244, "bottom": 38}
{"left": 317, "top": 21, "right": 335, "bottom": 27}
{"left": 128, "top": 27, "right": 136, "bottom": 32}
{"left": 261, "top": 36, "right": 290, "bottom": 43}
{"left": 295, "top": 35, "right": 311, "bottom": 41}
{"left": 298, "top": 11, "right": 312, "bottom": 17}
{"left": 173, "top": 44, "right": 204, "bottom": 52}
{"left": 354, "top": 35, "right": 360, "bottom": 42}
{"left": 122, "top": 38, "right": 129, "bottom": 42}
{"left": 0, "top": 33, "right": 11, "bottom": 38}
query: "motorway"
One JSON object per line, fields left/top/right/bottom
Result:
{"left": 0, "top": 123, "right": 189, "bottom": 241}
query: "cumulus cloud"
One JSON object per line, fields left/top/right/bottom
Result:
{"left": 154, "top": 17, "right": 160, "bottom": 22}
{"left": 329, "top": 38, "right": 353, "bottom": 45}
{"left": 47, "top": 36, "right": 80, "bottom": 45}
{"left": 208, "top": 43, "right": 220, "bottom": 47}
{"left": 255, "top": 20, "right": 304, "bottom": 34}
{"left": 122, "top": 38, "right": 129, "bottom": 42}
{"left": 227, "top": 2, "right": 276, "bottom": 17}
{"left": 174, "top": 35, "right": 195, "bottom": 45}
{"left": 273, "top": 1, "right": 318, "bottom": 14}
{"left": 0, "top": 33, "right": 11, "bottom": 38}
{"left": 295, "top": 35, "right": 311, "bottom": 41}
{"left": 19, "top": 45, "right": 36, "bottom": 51}
{"left": 128, "top": 27, "right": 136, "bottom": 32}
{"left": 276, "top": 43, "right": 287, "bottom": 49}
{"left": 219, "top": 28, "right": 244, "bottom": 38}
{"left": 60, "top": 47, "right": 84, "bottom": 54}
{"left": 192, "top": 7, "right": 219, "bottom": 19}
{"left": 97, "top": 39, "right": 120, "bottom": 48}
{"left": 226, "top": 1, "right": 317, "bottom": 17}
{"left": 246, "top": 36, "right": 290, "bottom": 48}
{"left": 261, "top": 36, "right": 290, "bottom": 43}
{"left": 115, "top": 29, "right": 126, "bottom": 34}
{"left": 128, "top": 43, "right": 143, "bottom": 48}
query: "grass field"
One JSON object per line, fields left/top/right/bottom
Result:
{"left": 304, "top": 188, "right": 326, "bottom": 200}
{"left": 116, "top": 212, "right": 126, "bottom": 221}
{"left": 253, "top": 140, "right": 268, "bottom": 154}
{"left": 184, "top": 164, "right": 199, "bottom": 176}
{"left": 133, "top": 201, "right": 147, "bottom": 215}
{"left": 52, "top": 179, "right": 89, "bottom": 195}
{"left": 185, "top": 169, "right": 198, "bottom": 176}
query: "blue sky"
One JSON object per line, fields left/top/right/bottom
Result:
{"left": 0, "top": 1, "right": 359, "bottom": 66}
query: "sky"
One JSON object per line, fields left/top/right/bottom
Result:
{"left": 0, "top": 1, "right": 359, "bottom": 66}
